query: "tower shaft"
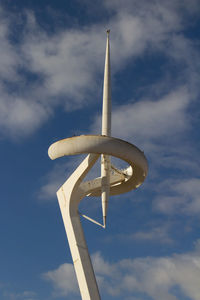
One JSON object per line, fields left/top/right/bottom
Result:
{"left": 101, "top": 30, "right": 111, "bottom": 227}
{"left": 102, "top": 30, "right": 111, "bottom": 136}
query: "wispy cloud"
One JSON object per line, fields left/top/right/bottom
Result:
{"left": 39, "top": 155, "right": 85, "bottom": 200}
{"left": 0, "top": 1, "right": 199, "bottom": 139}
{"left": 0, "top": 10, "right": 18, "bottom": 81}
{"left": 126, "top": 224, "right": 173, "bottom": 244}
{"left": 92, "top": 86, "right": 190, "bottom": 144}
{"left": 0, "top": 284, "right": 38, "bottom": 300}
{"left": 42, "top": 263, "right": 79, "bottom": 297}
{"left": 43, "top": 239, "right": 200, "bottom": 300}
{"left": 154, "top": 178, "right": 200, "bottom": 215}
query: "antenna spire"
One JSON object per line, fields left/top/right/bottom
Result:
{"left": 102, "top": 29, "right": 111, "bottom": 136}
{"left": 101, "top": 30, "right": 111, "bottom": 228}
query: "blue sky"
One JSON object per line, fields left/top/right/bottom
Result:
{"left": 0, "top": 0, "right": 200, "bottom": 299}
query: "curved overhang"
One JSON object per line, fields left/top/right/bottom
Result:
{"left": 48, "top": 135, "right": 148, "bottom": 196}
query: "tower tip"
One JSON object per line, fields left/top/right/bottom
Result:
{"left": 106, "top": 29, "right": 110, "bottom": 35}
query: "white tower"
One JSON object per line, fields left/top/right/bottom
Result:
{"left": 48, "top": 31, "right": 148, "bottom": 300}
{"left": 101, "top": 29, "right": 111, "bottom": 228}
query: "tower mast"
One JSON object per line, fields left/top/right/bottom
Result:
{"left": 101, "top": 30, "right": 111, "bottom": 227}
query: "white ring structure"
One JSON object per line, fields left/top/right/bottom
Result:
{"left": 49, "top": 135, "right": 148, "bottom": 195}
{"left": 48, "top": 134, "right": 148, "bottom": 300}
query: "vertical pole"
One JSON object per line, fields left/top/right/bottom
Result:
{"left": 101, "top": 30, "right": 111, "bottom": 227}
{"left": 102, "top": 30, "right": 111, "bottom": 136}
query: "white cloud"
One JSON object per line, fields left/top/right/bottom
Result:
{"left": 43, "top": 240, "right": 200, "bottom": 300}
{"left": 154, "top": 178, "right": 200, "bottom": 215}
{"left": 0, "top": 10, "right": 52, "bottom": 138}
{"left": 0, "top": 94, "right": 51, "bottom": 137}
{"left": 104, "top": 0, "right": 200, "bottom": 20}
{"left": 112, "top": 87, "right": 190, "bottom": 143}
{"left": 0, "top": 1, "right": 199, "bottom": 139}
{"left": 0, "top": 1, "right": 199, "bottom": 141}
{"left": 22, "top": 23, "right": 105, "bottom": 106}
{"left": 0, "top": 11, "right": 18, "bottom": 81}
{"left": 128, "top": 225, "right": 173, "bottom": 244}
{"left": 39, "top": 155, "right": 85, "bottom": 200}
{"left": 42, "top": 263, "right": 78, "bottom": 297}
{"left": 22, "top": 0, "right": 185, "bottom": 99}
{"left": 0, "top": 288, "right": 38, "bottom": 300}
{"left": 91, "top": 86, "right": 191, "bottom": 154}
{"left": 39, "top": 162, "right": 70, "bottom": 201}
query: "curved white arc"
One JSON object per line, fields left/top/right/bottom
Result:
{"left": 48, "top": 135, "right": 148, "bottom": 196}
{"left": 57, "top": 153, "right": 101, "bottom": 300}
